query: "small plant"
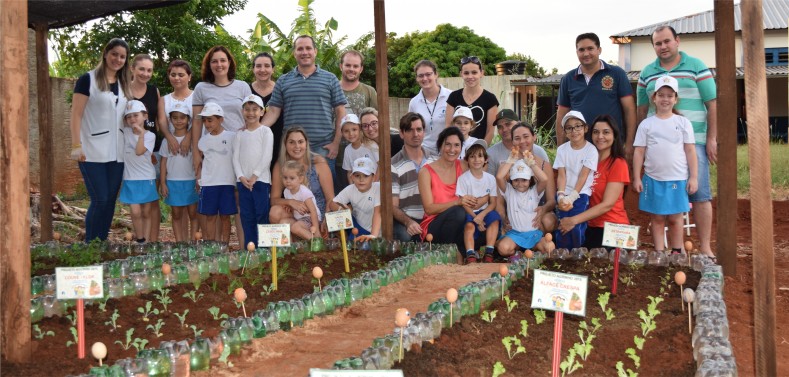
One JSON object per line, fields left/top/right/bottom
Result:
{"left": 278, "top": 261, "right": 291, "bottom": 280}
{"left": 114, "top": 328, "right": 136, "bottom": 350}
{"left": 633, "top": 336, "right": 645, "bottom": 350}
{"left": 298, "top": 263, "right": 308, "bottom": 276}
{"left": 97, "top": 298, "right": 109, "bottom": 313}
{"left": 260, "top": 284, "right": 275, "bottom": 297}
{"left": 637, "top": 296, "right": 663, "bottom": 337}
{"left": 502, "top": 336, "right": 526, "bottom": 359}
{"left": 533, "top": 309, "right": 547, "bottom": 325}
{"left": 137, "top": 301, "right": 160, "bottom": 322}
{"left": 559, "top": 348, "right": 583, "bottom": 376}
{"left": 519, "top": 320, "right": 529, "bottom": 338}
{"left": 33, "top": 324, "right": 54, "bottom": 339}
{"left": 190, "top": 324, "right": 204, "bottom": 338}
{"left": 183, "top": 290, "right": 204, "bottom": 303}
{"left": 208, "top": 306, "right": 228, "bottom": 321}
{"left": 104, "top": 309, "right": 121, "bottom": 331}
{"left": 227, "top": 277, "right": 244, "bottom": 295}
{"left": 154, "top": 288, "right": 172, "bottom": 313}
{"left": 597, "top": 292, "right": 615, "bottom": 320}
{"left": 174, "top": 309, "right": 190, "bottom": 328}
{"left": 504, "top": 296, "right": 518, "bottom": 313}
{"left": 211, "top": 280, "right": 219, "bottom": 292}
{"left": 131, "top": 337, "right": 149, "bottom": 353}
{"left": 619, "top": 273, "right": 636, "bottom": 287}
{"left": 146, "top": 318, "right": 165, "bottom": 337}
{"left": 492, "top": 361, "right": 506, "bottom": 377}
{"left": 575, "top": 318, "right": 601, "bottom": 361}
{"left": 481, "top": 310, "right": 498, "bottom": 323}
{"left": 218, "top": 339, "right": 234, "bottom": 367}
{"left": 625, "top": 347, "right": 640, "bottom": 369}
{"left": 616, "top": 361, "right": 638, "bottom": 377}
{"left": 65, "top": 326, "right": 78, "bottom": 347}
{"left": 65, "top": 311, "right": 78, "bottom": 327}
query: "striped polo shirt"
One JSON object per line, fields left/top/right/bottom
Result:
{"left": 391, "top": 147, "right": 435, "bottom": 220}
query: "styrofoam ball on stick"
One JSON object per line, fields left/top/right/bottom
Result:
{"left": 247, "top": 242, "right": 255, "bottom": 252}
{"left": 395, "top": 308, "right": 410, "bottom": 327}
{"left": 91, "top": 342, "right": 107, "bottom": 361}
{"left": 683, "top": 288, "right": 695, "bottom": 303}
{"left": 312, "top": 266, "right": 324, "bottom": 279}
{"left": 446, "top": 288, "right": 458, "bottom": 303}
{"left": 234, "top": 287, "right": 247, "bottom": 303}
{"left": 674, "top": 271, "right": 686, "bottom": 285}
{"left": 499, "top": 265, "right": 509, "bottom": 277}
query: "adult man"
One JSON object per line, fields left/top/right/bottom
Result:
{"left": 487, "top": 109, "right": 550, "bottom": 176}
{"left": 408, "top": 60, "right": 452, "bottom": 155}
{"left": 556, "top": 33, "right": 636, "bottom": 158}
{"left": 340, "top": 50, "right": 378, "bottom": 116}
{"left": 262, "top": 35, "right": 347, "bottom": 180}
{"left": 636, "top": 25, "right": 717, "bottom": 259}
{"left": 391, "top": 112, "right": 435, "bottom": 242}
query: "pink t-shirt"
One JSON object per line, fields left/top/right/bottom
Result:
{"left": 420, "top": 159, "right": 462, "bottom": 239}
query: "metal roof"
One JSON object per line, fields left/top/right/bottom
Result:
{"left": 610, "top": 0, "right": 789, "bottom": 39}
{"left": 28, "top": 0, "right": 187, "bottom": 29}
{"left": 512, "top": 65, "right": 789, "bottom": 86}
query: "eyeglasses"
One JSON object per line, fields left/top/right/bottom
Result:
{"left": 564, "top": 124, "right": 586, "bottom": 133}
{"left": 461, "top": 56, "right": 481, "bottom": 65}
{"left": 416, "top": 72, "right": 434, "bottom": 79}
{"left": 361, "top": 121, "right": 379, "bottom": 130}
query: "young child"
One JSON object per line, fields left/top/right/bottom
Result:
{"left": 341, "top": 114, "right": 378, "bottom": 183}
{"left": 633, "top": 75, "right": 697, "bottom": 254}
{"left": 456, "top": 144, "right": 501, "bottom": 263}
{"left": 233, "top": 94, "right": 274, "bottom": 248}
{"left": 119, "top": 100, "right": 158, "bottom": 243}
{"left": 278, "top": 160, "right": 321, "bottom": 240}
{"left": 452, "top": 106, "right": 487, "bottom": 159}
{"left": 331, "top": 157, "right": 381, "bottom": 241}
{"left": 496, "top": 150, "right": 552, "bottom": 260}
{"left": 196, "top": 102, "right": 237, "bottom": 242}
{"left": 553, "top": 110, "right": 598, "bottom": 249}
{"left": 159, "top": 102, "right": 198, "bottom": 242}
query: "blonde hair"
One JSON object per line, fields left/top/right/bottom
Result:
{"left": 357, "top": 107, "right": 379, "bottom": 148}
{"left": 280, "top": 127, "right": 316, "bottom": 172}
{"left": 281, "top": 160, "right": 306, "bottom": 183}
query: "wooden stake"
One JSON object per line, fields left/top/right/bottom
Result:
{"left": 374, "top": 0, "right": 393, "bottom": 240}
{"left": 680, "top": 284, "right": 685, "bottom": 312}
{"left": 340, "top": 229, "right": 350, "bottom": 273}
{"left": 688, "top": 302, "right": 692, "bottom": 334}
{"left": 271, "top": 247, "right": 278, "bottom": 291}
{"left": 35, "top": 22, "right": 53, "bottom": 242}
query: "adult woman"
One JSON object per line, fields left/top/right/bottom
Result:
{"left": 249, "top": 52, "right": 285, "bottom": 170}
{"left": 358, "top": 107, "right": 403, "bottom": 157}
{"left": 69, "top": 38, "right": 132, "bottom": 241}
{"left": 559, "top": 115, "right": 630, "bottom": 248}
{"left": 508, "top": 123, "right": 557, "bottom": 232}
{"left": 408, "top": 60, "right": 452, "bottom": 155}
{"left": 269, "top": 128, "right": 335, "bottom": 232}
{"left": 418, "top": 127, "right": 470, "bottom": 260}
{"left": 130, "top": 54, "right": 163, "bottom": 242}
{"left": 445, "top": 56, "right": 499, "bottom": 146}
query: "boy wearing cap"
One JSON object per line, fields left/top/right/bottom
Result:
{"left": 197, "top": 102, "right": 237, "bottom": 242}
{"left": 452, "top": 106, "right": 487, "bottom": 160}
{"left": 159, "top": 102, "right": 198, "bottom": 242}
{"left": 330, "top": 157, "right": 381, "bottom": 241}
{"left": 341, "top": 113, "right": 378, "bottom": 184}
{"left": 120, "top": 100, "right": 158, "bottom": 243}
{"left": 233, "top": 94, "right": 275, "bottom": 247}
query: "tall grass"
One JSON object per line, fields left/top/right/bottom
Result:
{"left": 710, "top": 143, "right": 789, "bottom": 198}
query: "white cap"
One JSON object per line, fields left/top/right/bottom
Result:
{"left": 655, "top": 75, "right": 679, "bottom": 93}
{"left": 242, "top": 94, "right": 264, "bottom": 109}
{"left": 510, "top": 160, "right": 533, "bottom": 180}
{"left": 199, "top": 102, "right": 224, "bottom": 117}
{"left": 124, "top": 100, "right": 147, "bottom": 116}
{"left": 352, "top": 157, "right": 376, "bottom": 176}
{"left": 453, "top": 106, "right": 474, "bottom": 121}
{"left": 561, "top": 110, "right": 586, "bottom": 128}
{"left": 168, "top": 102, "right": 189, "bottom": 116}
{"left": 342, "top": 113, "right": 360, "bottom": 125}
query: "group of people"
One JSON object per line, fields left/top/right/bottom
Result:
{"left": 70, "top": 26, "right": 718, "bottom": 263}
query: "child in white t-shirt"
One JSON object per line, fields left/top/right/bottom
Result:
{"left": 452, "top": 106, "right": 487, "bottom": 160}
{"left": 279, "top": 160, "right": 321, "bottom": 240}
{"left": 456, "top": 144, "right": 500, "bottom": 263}
{"left": 553, "top": 110, "right": 598, "bottom": 249}
{"left": 159, "top": 103, "right": 198, "bottom": 242}
{"left": 119, "top": 100, "right": 158, "bottom": 243}
{"left": 331, "top": 157, "right": 381, "bottom": 240}
{"left": 341, "top": 114, "right": 379, "bottom": 183}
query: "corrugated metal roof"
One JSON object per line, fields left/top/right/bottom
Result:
{"left": 610, "top": 0, "right": 789, "bottom": 38}
{"left": 512, "top": 65, "right": 788, "bottom": 86}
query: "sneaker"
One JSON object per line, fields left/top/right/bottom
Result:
{"left": 482, "top": 253, "right": 494, "bottom": 263}
{"left": 465, "top": 251, "right": 479, "bottom": 264}
{"left": 508, "top": 252, "right": 522, "bottom": 263}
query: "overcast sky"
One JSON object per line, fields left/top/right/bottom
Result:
{"left": 221, "top": 0, "right": 717, "bottom": 72}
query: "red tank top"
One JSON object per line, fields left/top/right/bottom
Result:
{"left": 420, "top": 159, "right": 463, "bottom": 239}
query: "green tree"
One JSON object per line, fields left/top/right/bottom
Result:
{"left": 50, "top": 0, "right": 248, "bottom": 91}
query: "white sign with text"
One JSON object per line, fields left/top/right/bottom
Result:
{"left": 258, "top": 224, "right": 292, "bottom": 247}
{"left": 602, "top": 222, "right": 640, "bottom": 250}
{"left": 56, "top": 266, "right": 104, "bottom": 300}
{"left": 325, "top": 209, "right": 354, "bottom": 232}
{"left": 531, "top": 269, "right": 588, "bottom": 316}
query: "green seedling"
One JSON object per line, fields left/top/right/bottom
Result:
{"left": 619, "top": 273, "right": 635, "bottom": 287}
{"left": 114, "top": 328, "right": 136, "bottom": 350}
{"left": 137, "top": 301, "right": 159, "bottom": 322}
{"left": 227, "top": 278, "right": 244, "bottom": 295}
{"left": 633, "top": 336, "right": 645, "bottom": 351}
{"left": 183, "top": 290, "right": 204, "bottom": 303}
{"left": 519, "top": 320, "right": 529, "bottom": 338}
{"left": 481, "top": 310, "right": 498, "bottom": 323}
{"left": 504, "top": 295, "right": 518, "bottom": 313}
{"left": 33, "top": 324, "right": 54, "bottom": 339}
{"left": 626, "top": 347, "right": 640, "bottom": 369}
{"left": 492, "top": 361, "right": 506, "bottom": 377}
{"left": 154, "top": 288, "right": 172, "bottom": 313}
{"left": 260, "top": 284, "right": 275, "bottom": 297}
{"left": 190, "top": 324, "right": 204, "bottom": 338}
{"left": 533, "top": 309, "right": 547, "bottom": 325}
{"left": 559, "top": 348, "right": 583, "bottom": 376}
{"left": 131, "top": 337, "right": 149, "bottom": 353}
{"left": 104, "top": 309, "right": 121, "bottom": 331}
{"left": 502, "top": 336, "right": 525, "bottom": 359}
{"left": 97, "top": 298, "right": 109, "bottom": 313}
{"left": 597, "top": 292, "right": 615, "bottom": 320}
{"left": 174, "top": 309, "right": 189, "bottom": 328}
{"left": 65, "top": 326, "right": 78, "bottom": 347}
{"left": 65, "top": 311, "right": 78, "bottom": 327}
{"left": 208, "top": 306, "right": 228, "bottom": 321}
{"left": 218, "top": 338, "right": 234, "bottom": 367}
{"left": 637, "top": 296, "right": 663, "bottom": 337}
{"left": 616, "top": 361, "right": 638, "bottom": 377}
{"left": 575, "top": 318, "right": 601, "bottom": 361}
{"left": 146, "top": 318, "right": 165, "bottom": 337}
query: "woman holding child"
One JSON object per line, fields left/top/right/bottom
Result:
{"left": 508, "top": 123, "right": 558, "bottom": 233}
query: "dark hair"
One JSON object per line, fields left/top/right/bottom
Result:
{"left": 510, "top": 122, "right": 536, "bottom": 138}
{"left": 399, "top": 112, "right": 425, "bottom": 132}
{"left": 340, "top": 50, "right": 363, "bottom": 65}
{"left": 294, "top": 35, "right": 316, "bottom": 49}
{"left": 167, "top": 59, "right": 192, "bottom": 76}
{"left": 414, "top": 59, "right": 438, "bottom": 73}
{"left": 464, "top": 143, "right": 487, "bottom": 162}
{"left": 575, "top": 32, "right": 601, "bottom": 48}
{"left": 436, "top": 126, "right": 463, "bottom": 152}
{"left": 590, "top": 115, "right": 625, "bottom": 170}
{"left": 650, "top": 25, "right": 678, "bottom": 44}
{"left": 459, "top": 56, "right": 483, "bottom": 71}
{"left": 252, "top": 52, "right": 275, "bottom": 68}
{"left": 95, "top": 38, "right": 132, "bottom": 99}
{"left": 201, "top": 46, "right": 237, "bottom": 82}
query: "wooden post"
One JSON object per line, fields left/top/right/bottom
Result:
{"left": 740, "top": 1, "right": 777, "bottom": 375}
{"left": 35, "top": 22, "right": 54, "bottom": 242}
{"left": 374, "top": 0, "right": 393, "bottom": 240}
{"left": 0, "top": 0, "right": 32, "bottom": 363}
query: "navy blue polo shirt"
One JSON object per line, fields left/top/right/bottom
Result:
{"left": 557, "top": 61, "right": 633, "bottom": 136}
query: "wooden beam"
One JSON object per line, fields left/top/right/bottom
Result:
{"left": 713, "top": 1, "right": 736, "bottom": 276}
{"left": 0, "top": 0, "right": 32, "bottom": 363}
{"left": 740, "top": 1, "right": 777, "bottom": 375}
{"left": 373, "top": 0, "right": 393, "bottom": 240}
{"left": 35, "top": 23, "right": 54, "bottom": 242}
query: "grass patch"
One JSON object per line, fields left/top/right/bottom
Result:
{"left": 710, "top": 143, "right": 789, "bottom": 199}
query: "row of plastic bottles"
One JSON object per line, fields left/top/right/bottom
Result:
{"left": 691, "top": 265, "right": 735, "bottom": 377}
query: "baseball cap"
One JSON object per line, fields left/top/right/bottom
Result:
{"left": 167, "top": 102, "right": 189, "bottom": 116}
{"left": 655, "top": 75, "right": 679, "bottom": 93}
{"left": 561, "top": 110, "right": 586, "bottom": 128}
{"left": 242, "top": 94, "right": 264, "bottom": 109}
{"left": 124, "top": 100, "right": 147, "bottom": 116}
{"left": 342, "top": 113, "right": 360, "bottom": 125}
{"left": 510, "top": 160, "right": 533, "bottom": 180}
{"left": 495, "top": 109, "right": 518, "bottom": 125}
{"left": 453, "top": 106, "right": 474, "bottom": 121}
{"left": 352, "top": 157, "right": 376, "bottom": 176}
{"left": 199, "top": 102, "right": 224, "bottom": 117}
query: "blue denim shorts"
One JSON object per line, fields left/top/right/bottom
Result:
{"left": 689, "top": 143, "right": 712, "bottom": 202}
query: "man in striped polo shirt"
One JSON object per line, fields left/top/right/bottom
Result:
{"left": 391, "top": 112, "right": 435, "bottom": 242}
{"left": 636, "top": 25, "right": 718, "bottom": 260}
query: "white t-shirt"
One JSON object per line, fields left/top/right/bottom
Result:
{"left": 460, "top": 136, "right": 485, "bottom": 160}
{"left": 160, "top": 135, "right": 195, "bottom": 181}
{"left": 123, "top": 129, "right": 156, "bottom": 180}
{"left": 284, "top": 184, "right": 321, "bottom": 222}
{"left": 409, "top": 85, "right": 452, "bottom": 155}
{"left": 633, "top": 114, "right": 695, "bottom": 181}
{"left": 333, "top": 182, "right": 381, "bottom": 235}
{"left": 504, "top": 185, "right": 542, "bottom": 233}
{"left": 192, "top": 80, "right": 251, "bottom": 132}
{"left": 342, "top": 143, "right": 378, "bottom": 171}
{"left": 197, "top": 129, "right": 236, "bottom": 186}
{"left": 163, "top": 93, "right": 193, "bottom": 134}
{"left": 487, "top": 142, "right": 550, "bottom": 176}
{"left": 456, "top": 170, "right": 498, "bottom": 211}
{"left": 553, "top": 140, "right": 598, "bottom": 196}
{"left": 232, "top": 125, "right": 274, "bottom": 184}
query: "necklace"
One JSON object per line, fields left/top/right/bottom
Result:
{"left": 423, "top": 88, "right": 439, "bottom": 132}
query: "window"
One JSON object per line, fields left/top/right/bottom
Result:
{"left": 765, "top": 48, "right": 788, "bottom": 66}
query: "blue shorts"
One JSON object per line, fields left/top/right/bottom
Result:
{"left": 120, "top": 179, "right": 158, "bottom": 205}
{"left": 500, "top": 229, "right": 543, "bottom": 249}
{"left": 164, "top": 180, "right": 199, "bottom": 207}
{"left": 198, "top": 185, "right": 237, "bottom": 215}
{"left": 465, "top": 209, "right": 502, "bottom": 239}
{"left": 639, "top": 175, "right": 690, "bottom": 215}
{"left": 689, "top": 144, "right": 712, "bottom": 202}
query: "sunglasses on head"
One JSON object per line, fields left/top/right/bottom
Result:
{"left": 460, "top": 56, "right": 481, "bottom": 65}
